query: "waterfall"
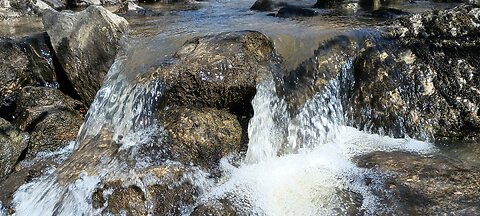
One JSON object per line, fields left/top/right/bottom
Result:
{"left": 195, "top": 58, "right": 436, "bottom": 215}
{"left": 10, "top": 38, "right": 168, "bottom": 216}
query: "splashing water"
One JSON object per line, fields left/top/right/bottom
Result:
{"left": 195, "top": 60, "right": 436, "bottom": 215}
{"left": 10, "top": 38, "right": 170, "bottom": 216}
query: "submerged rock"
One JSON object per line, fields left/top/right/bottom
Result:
{"left": 355, "top": 151, "right": 480, "bottom": 214}
{"left": 157, "top": 107, "right": 243, "bottom": 170}
{"left": 0, "top": 118, "right": 29, "bottom": 181}
{"left": 250, "top": 0, "right": 275, "bottom": 11}
{"left": 0, "top": 33, "right": 58, "bottom": 120}
{"left": 191, "top": 199, "right": 237, "bottom": 216}
{"left": 15, "top": 87, "right": 83, "bottom": 156}
{"left": 153, "top": 30, "right": 279, "bottom": 116}
{"left": 275, "top": 5, "right": 318, "bottom": 18}
{"left": 42, "top": 6, "right": 128, "bottom": 106}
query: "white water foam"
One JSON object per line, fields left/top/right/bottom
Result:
{"left": 195, "top": 73, "right": 436, "bottom": 215}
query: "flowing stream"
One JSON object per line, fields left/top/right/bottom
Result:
{"left": 3, "top": 0, "right": 460, "bottom": 215}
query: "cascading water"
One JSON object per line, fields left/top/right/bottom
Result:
{"left": 3, "top": 1, "right": 448, "bottom": 214}
{"left": 194, "top": 59, "right": 436, "bottom": 215}
{"left": 8, "top": 35, "right": 437, "bottom": 215}
{"left": 10, "top": 38, "right": 170, "bottom": 216}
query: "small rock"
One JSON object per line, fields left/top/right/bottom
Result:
{"left": 250, "top": 0, "right": 275, "bottom": 11}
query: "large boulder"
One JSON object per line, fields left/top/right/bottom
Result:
{"left": 14, "top": 87, "right": 83, "bottom": 156}
{"left": 151, "top": 31, "right": 279, "bottom": 116}
{"left": 347, "top": 4, "right": 480, "bottom": 140}
{"left": 280, "top": 5, "right": 479, "bottom": 140}
{"left": 42, "top": 6, "right": 128, "bottom": 106}
{"left": 0, "top": 33, "right": 58, "bottom": 120}
{"left": 355, "top": 151, "right": 480, "bottom": 215}
{"left": 0, "top": 118, "right": 29, "bottom": 181}
{"left": 157, "top": 107, "right": 243, "bottom": 170}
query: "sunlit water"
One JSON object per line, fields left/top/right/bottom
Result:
{"left": 2, "top": 0, "right": 463, "bottom": 215}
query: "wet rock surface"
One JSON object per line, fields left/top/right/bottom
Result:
{"left": 280, "top": 32, "right": 372, "bottom": 113}
{"left": 92, "top": 164, "right": 198, "bottom": 215}
{"left": 0, "top": 118, "right": 29, "bottom": 181}
{"left": 274, "top": 5, "right": 318, "bottom": 18}
{"left": 42, "top": 6, "right": 128, "bottom": 105}
{"left": 157, "top": 107, "right": 243, "bottom": 170}
{"left": 355, "top": 151, "right": 480, "bottom": 215}
{"left": 281, "top": 5, "right": 479, "bottom": 140}
{"left": 347, "top": 4, "right": 480, "bottom": 140}
{"left": 14, "top": 87, "right": 83, "bottom": 156}
{"left": 154, "top": 30, "right": 280, "bottom": 116}
{"left": 0, "top": 33, "right": 58, "bottom": 120}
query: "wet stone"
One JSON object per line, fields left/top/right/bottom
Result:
{"left": 151, "top": 30, "right": 280, "bottom": 116}
{"left": 355, "top": 151, "right": 480, "bottom": 215}
{"left": 0, "top": 33, "right": 58, "bottom": 120}
{"left": 0, "top": 118, "right": 29, "bottom": 181}
{"left": 15, "top": 87, "right": 83, "bottom": 156}
{"left": 157, "top": 107, "right": 243, "bottom": 171}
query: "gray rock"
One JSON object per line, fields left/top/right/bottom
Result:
{"left": 0, "top": 118, "right": 29, "bottom": 181}
{"left": 0, "top": 0, "right": 35, "bottom": 19}
{"left": 42, "top": 6, "right": 128, "bottom": 106}
{"left": 114, "top": 1, "right": 149, "bottom": 16}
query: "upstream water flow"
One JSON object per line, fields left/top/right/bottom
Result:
{"left": 4, "top": 0, "right": 445, "bottom": 215}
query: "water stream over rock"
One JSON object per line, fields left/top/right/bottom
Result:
{"left": 1, "top": 0, "right": 478, "bottom": 215}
